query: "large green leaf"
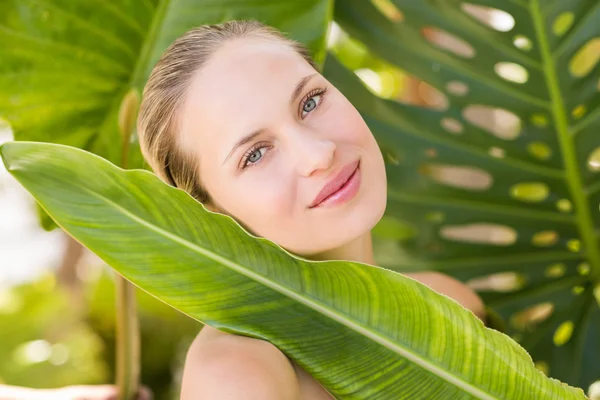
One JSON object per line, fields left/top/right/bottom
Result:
{"left": 0, "top": 141, "right": 589, "bottom": 399}
{"left": 327, "top": 0, "right": 600, "bottom": 390}
{"left": 0, "top": 0, "right": 332, "bottom": 169}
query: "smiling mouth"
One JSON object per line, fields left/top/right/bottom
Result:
{"left": 309, "top": 160, "right": 361, "bottom": 209}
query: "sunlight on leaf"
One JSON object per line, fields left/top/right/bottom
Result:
{"left": 420, "top": 164, "right": 493, "bottom": 190}
{"left": 422, "top": 27, "right": 476, "bottom": 58}
{"left": 510, "top": 182, "right": 550, "bottom": 203}
{"left": 494, "top": 62, "right": 529, "bottom": 84}
{"left": 527, "top": 141, "right": 552, "bottom": 160}
{"left": 463, "top": 106, "right": 522, "bottom": 140}
{"left": 552, "top": 12, "right": 575, "bottom": 36}
{"left": 440, "top": 223, "right": 517, "bottom": 245}
{"left": 371, "top": 0, "right": 404, "bottom": 22}
{"left": 569, "top": 38, "right": 600, "bottom": 78}
{"left": 513, "top": 35, "right": 533, "bottom": 51}
{"left": 511, "top": 303, "right": 554, "bottom": 331}
{"left": 544, "top": 263, "right": 566, "bottom": 278}
{"left": 532, "top": 231, "right": 559, "bottom": 247}
{"left": 446, "top": 81, "right": 469, "bottom": 96}
{"left": 588, "top": 147, "right": 600, "bottom": 172}
{"left": 467, "top": 271, "right": 525, "bottom": 292}
{"left": 460, "top": 3, "right": 515, "bottom": 32}
{"left": 441, "top": 118, "right": 464, "bottom": 134}
{"left": 553, "top": 321, "right": 574, "bottom": 346}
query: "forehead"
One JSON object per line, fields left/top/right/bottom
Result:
{"left": 178, "top": 36, "right": 316, "bottom": 161}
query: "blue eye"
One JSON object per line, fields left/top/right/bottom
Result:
{"left": 300, "top": 88, "right": 326, "bottom": 118}
{"left": 241, "top": 145, "right": 269, "bottom": 169}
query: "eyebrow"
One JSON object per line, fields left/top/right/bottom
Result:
{"left": 222, "top": 73, "right": 318, "bottom": 166}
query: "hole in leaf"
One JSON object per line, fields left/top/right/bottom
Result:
{"left": 572, "top": 286, "right": 585, "bottom": 295}
{"left": 578, "top": 263, "right": 591, "bottom": 276}
{"left": 446, "top": 81, "right": 469, "bottom": 96}
{"left": 545, "top": 263, "right": 566, "bottom": 278}
{"left": 466, "top": 271, "right": 525, "bottom": 292}
{"left": 488, "top": 147, "right": 505, "bottom": 158}
{"left": 532, "top": 231, "right": 559, "bottom": 247}
{"left": 572, "top": 104, "right": 587, "bottom": 119}
{"left": 531, "top": 113, "right": 549, "bottom": 127}
{"left": 589, "top": 380, "right": 600, "bottom": 400}
{"left": 420, "top": 164, "right": 493, "bottom": 191}
{"left": 569, "top": 38, "right": 600, "bottom": 78}
{"left": 528, "top": 142, "right": 552, "bottom": 160}
{"left": 534, "top": 361, "right": 550, "bottom": 375}
{"left": 494, "top": 62, "right": 529, "bottom": 84}
{"left": 567, "top": 239, "right": 581, "bottom": 252}
{"left": 441, "top": 118, "right": 464, "bottom": 134}
{"left": 440, "top": 223, "right": 517, "bottom": 246}
{"left": 372, "top": 216, "right": 417, "bottom": 241}
{"left": 371, "top": 0, "right": 404, "bottom": 22}
{"left": 421, "top": 27, "right": 476, "bottom": 58}
{"left": 552, "top": 12, "right": 575, "bottom": 36}
{"left": 553, "top": 320, "right": 574, "bottom": 346}
{"left": 588, "top": 148, "right": 600, "bottom": 172}
{"left": 463, "top": 105, "right": 522, "bottom": 140}
{"left": 510, "top": 182, "right": 550, "bottom": 203}
{"left": 417, "top": 81, "right": 449, "bottom": 110}
{"left": 461, "top": 3, "right": 515, "bottom": 32}
{"left": 556, "top": 199, "right": 573, "bottom": 213}
{"left": 425, "top": 211, "right": 445, "bottom": 223}
{"left": 425, "top": 148, "right": 438, "bottom": 158}
{"left": 513, "top": 35, "right": 533, "bottom": 51}
{"left": 356, "top": 68, "right": 386, "bottom": 96}
{"left": 595, "top": 284, "right": 600, "bottom": 306}
{"left": 511, "top": 302, "right": 554, "bottom": 330}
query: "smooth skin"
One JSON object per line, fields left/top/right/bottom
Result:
{"left": 177, "top": 36, "right": 486, "bottom": 399}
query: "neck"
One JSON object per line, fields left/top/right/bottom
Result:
{"left": 307, "top": 231, "right": 375, "bottom": 265}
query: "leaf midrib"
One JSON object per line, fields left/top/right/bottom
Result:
{"left": 530, "top": 0, "right": 600, "bottom": 280}
{"left": 73, "top": 171, "right": 499, "bottom": 400}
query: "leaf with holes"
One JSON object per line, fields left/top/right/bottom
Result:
{"left": 0, "top": 141, "right": 590, "bottom": 400}
{"left": 328, "top": 0, "right": 599, "bottom": 391}
{"left": 0, "top": 0, "right": 332, "bottom": 228}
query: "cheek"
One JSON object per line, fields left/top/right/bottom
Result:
{"left": 322, "top": 94, "right": 370, "bottom": 144}
{"left": 215, "top": 172, "right": 294, "bottom": 234}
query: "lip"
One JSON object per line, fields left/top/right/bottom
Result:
{"left": 309, "top": 160, "right": 361, "bottom": 208}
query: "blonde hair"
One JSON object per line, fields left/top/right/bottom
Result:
{"left": 137, "top": 20, "right": 318, "bottom": 204}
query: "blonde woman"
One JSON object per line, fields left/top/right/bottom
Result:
{"left": 137, "top": 20, "right": 486, "bottom": 399}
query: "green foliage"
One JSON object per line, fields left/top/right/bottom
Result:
{"left": 0, "top": 274, "right": 108, "bottom": 387}
{"left": 327, "top": 0, "right": 600, "bottom": 390}
{"left": 0, "top": 271, "right": 200, "bottom": 398}
{"left": 0, "top": 141, "right": 588, "bottom": 399}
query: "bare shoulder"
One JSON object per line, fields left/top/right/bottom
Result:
{"left": 404, "top": 271, "right": 486, "bottom": 321}
{"left": 181, "top": 325, "right": 300, "bottom": 400}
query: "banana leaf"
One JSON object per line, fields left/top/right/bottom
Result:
{"left": 328, "top": 0, "right": 600, "bottom": 390}
{"left": 0, "top": 141, "right": 588, "bottom": 399}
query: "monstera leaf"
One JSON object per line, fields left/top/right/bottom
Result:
{"left": 0, "top": 141, "right": 589, "bottom": 399}
{"left": 326, "top": 0, "right": 600, "bottom": 391}
{"left": 0, "top": 0, "right": 332, "bottom": 229}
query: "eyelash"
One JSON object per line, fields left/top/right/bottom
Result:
{"left": 239, "top": 87, "right": 328, "bottom": 170}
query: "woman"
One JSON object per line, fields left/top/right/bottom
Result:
{"left": 137, "top": 20, "right": 486, "bottom": 399}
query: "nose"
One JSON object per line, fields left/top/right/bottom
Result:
{"left": 287, "top": 127, "right": 336, "bottom": 177}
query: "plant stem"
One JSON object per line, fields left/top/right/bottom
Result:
{"left": 530, "top": 0, "right": 600, "bottom": 280}
{"left": 115, "top": 274, "right": 141, "bottom": 400}
{"left": 115, "top": 90, "right": 141, "bottom": 400}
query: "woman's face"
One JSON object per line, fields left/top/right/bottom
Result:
{"left": 179, "top": 36, "right": 387, "bottom": 257}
